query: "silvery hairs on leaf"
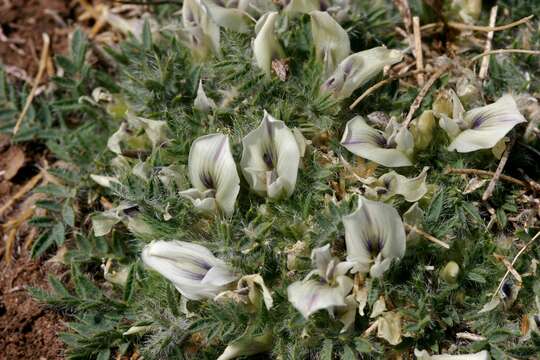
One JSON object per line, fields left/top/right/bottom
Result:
{"left": 142, "top": 240, "right": 237, "bottom": 300}
{"left": 287, "top": 244, "right": 354, "bottom": 319}
{"left": 253, "top": 12, "right": 285, "bottom": 77}
{"left": 341, "top": 116, "right": 414, "bottom": 168}
{"left": 438, "top": 91, "right": 527, "bottom": 153}
{"left": 310, "top": 10, "right": 350, "bottom": 77}
{"left": 321, "top": 46, "right": 403, "bottom": 99}
{"left": 343, "top": 197, "right": 406, "bottom": 278}
{"left": 241, "top": 111, "right": 302, "bottom": 199}
{"left": 360, "top": 167, "right": 429, "bottom": 202}
{"left": 180, "top": 133, "right": 240, "bottom": 217}
{"left": 182, "top": 0, "right": 221, "bottom": 60}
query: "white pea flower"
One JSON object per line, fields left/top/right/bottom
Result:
{"left": 283, "top": 0, "right": 320, "bottom": 15}
{"left": 194, "top": 80, "right": 216, "bottom": 113}
{"left": 341, "top": 116, "right": 414, "bottom": 168}
{"left": 205, "top": 1, "right": 255, "bottom": 33}
{"left": 142, "top": 240, "right": 237, "bottom": 300}
{"left": 438, "top": 91, "right": 527, "bottom": 153}
{"left": 358, "top": 167, "right": 429, "bottom": 202}
{"left": 287, "top": 244, "right": 354, "bottom": 319}
{"left": 240, "top": 111, "right": 302, "bottom": 199}
{"left": 107, "top": 113, "right": 169, "bottom": 155}
{"left": 309, "top": 10, "right": 350, "bottom": 77}
{"left": 180, "top": 133, "right": 240, "bottom": 217}
{"left": 343, "top": 197, "right": 406, "bottom": 278}
{"left": 182, "top": 0, "right": 221, "bottom": 60}
{"left": 414, "top": 349, "right": 489, "bottom": 360}
{"left": 253, "top": 12, "right": 285, "bottom": 77}
{"left": 321, "top": 47, "right": 403, "bottom": 99}
{"left": 92, "top": 203, "right": 153, "bottom": 237}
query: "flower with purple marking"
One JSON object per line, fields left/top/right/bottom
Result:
{"left": 287, "top": 244, "right": 354, "bottom": 319}
{"left": 142, "top": 240, "right": 237, "bottom": 300}
{"left": 343, "top": 197, "right": 406, "bottom": 278}
{"left": 341, "top": 116, "right": 414, "bottom": 167}
{"left": 438, "top": 91, "right": 527, "bottom": 153}
{"left": 321, "top": 46, "right": 403, "bottom": 99}
{"left": 241, "top": 111, "right": 303, "bottom": 199}
{"left": 180, "top": 133, "right": 240, "bottom": 216}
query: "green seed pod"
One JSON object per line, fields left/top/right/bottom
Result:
{"left": 440, "top": 261, "right": 460, "bottom": 283}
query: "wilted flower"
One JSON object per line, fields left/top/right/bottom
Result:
{"left": 437, "top": 91, "right": 527, "bottom": 153}
{"left": 321, "top": 47, "right": 403, "bottom": 99}
{"left": 92, "top": 203, "right": 153, "bottom": 237}
{"left": 240, "top": 111, "right": 302, "bottom": 199}
{"left": 287, "top": 244, "right": 354, "bottom": 319}
{"left": 215, "top": 274, "right": 274, "bottom": 310}
{"left": 343, "top": 197, "right": 406, "bottom": 277}
{"left": 357, "top": 167, "right": 429, "bottom": 202}
{"left": 205, "top": 1, "right": 254, "bottom": 33}
{"left": 107, "top": 113, "right": 169, "bottom": 155}
{"left": 105, "top": 12, "right": 158, "bottom": 41}
{"left": 341, "top": 116, "right": 414, "bottom": 167}
{"left": 142, "top": 240, "right": 237, "bottom": 300}
{"left": 253, "top": 12, "right": 285, "bottom": 77}
{"left": 309, "top": 10, "right": 350, "bottom": 76}
{"left": 181, "top": 0, "right": 221, "bottom": 60}
{"left": 414, "top": 349, "right": 489, "bottom": 360}
{"left": 180, "top": 133, "right": 240, "bottom": 217}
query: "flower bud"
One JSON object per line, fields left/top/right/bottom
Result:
{"left": 440, "top": 261, "right": 460, "bottom": 283}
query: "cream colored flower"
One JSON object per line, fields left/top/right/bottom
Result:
{"left": 180, "top": 133, "right": 240, "bottom": 216}
{"left": 309, "top": 10, "right": 350, "bottom": 77}
{"left": 287, "top": 244, "right": 354, "bottom": 319}
{"left": 359, "top": 167, "right": 429, "bottom": 202}
{"left": 205, "top": 1, "right": 254, "bottom": 33}
{"left": 341, "top": 116, "right": 413, "bottom": 167}
{"left": 343, "top": 197, "right": 406, "bottom": 277}
{"left": 321, "top": 47, "right": 403, "bottom": 99}
{"left": 438, "top": 91, "right": 527, "bottom": 153}
{"left": 241, "top": 111, "right": 301, "bottom": 199}
{"left": 142, "top": 240, "right": 237, "bottom": 300}
{"left": 253, "top": 12, "right": 285, "bottom": 77}
{"left": 182, "top": 0, "right": 221, "bottom": 60}
{"left": 282, "top": 0, "right": 319, "bottom": 14}
{"left": 194, "top": 80, "right": 216, "bottom": 113}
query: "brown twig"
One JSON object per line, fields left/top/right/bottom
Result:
{"left": 349, "top": 69, "right": 426, "bottom": 110}
{"left": 445, "top": 167, "right": 528, "bottom": 188}
{"left": 482, "top": 137, "right": 515, "bottom": 201}
{"left": 471, "top": 49, "right": 540, "bottom": 63}
{"left": 404, "top": 223, "right": 450, "bottom": 249}
{"left": 479, "top": 6, "right": 498, "bottom": 79}
{"left": 412, "top": 16, "right": 424, "bottom": 86}
{"left": 491, "top": 230, "right": 540, "bottom": 301}
{"left": 12, "top": 33, "right": 50, "bottom": 135}
{"left": 421, "top": 15, "right": 533, "bottom": 33}
{"left": 403, "top": 64, "right": 450, "bottom": 128}
{"left": 393, "top": 0, "right": 413, "bottom": 34}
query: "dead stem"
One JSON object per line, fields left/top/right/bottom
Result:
{"left": 479, "top": 6, "right": 498, "bottom": 79}
{"left": 421, "top": 15, "right": 533, "bottom": 33}
{"left": 0, "top": 172, "right": 44, "bottom": 217}
{"left": 404, "top": 223, "right": 450, "bottom": 249}
{"left": 349, "top": 69, "right": 426, "bottom": 110}
{"left": 412, "top": 16, "right": 424, "bottom": 86}
{"left": 445, "top": 167, "right": 529, "bottom": 188}
{"left": 482, "top": 137, "right": 515, "bottom": 201}
{"left": 471, "top": 49, "right": 540, "bottom": 63}
{"left": 403, "top": 64, "right": 450, "bottom": 128}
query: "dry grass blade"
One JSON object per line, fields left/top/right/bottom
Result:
{"left": 404, "top": 223, "right": 450, "bottom": 249}
{"left": 445, "top": 167, "right": 529, "bottom": 188}
{"left": 12, "top": 33, "right": 50, "bottom": 135}
{"left": 448, "top": 15, "right": 533, "bottom": 32}
{"left": 412, "top": 16, "right": 424, "bottom": 86}
{"left": 0, "top": 172, "right": 43, "bottom": 217}
{"left": 471, "top": 49, "right": 540, "bottom": 63}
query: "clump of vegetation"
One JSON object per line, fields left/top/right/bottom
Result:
{"left": 3, "top": 0, "right": 540, "bottom": 359}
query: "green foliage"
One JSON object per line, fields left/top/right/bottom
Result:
{"left": 2, "top": 0, "right": 540, "bottom": 359}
